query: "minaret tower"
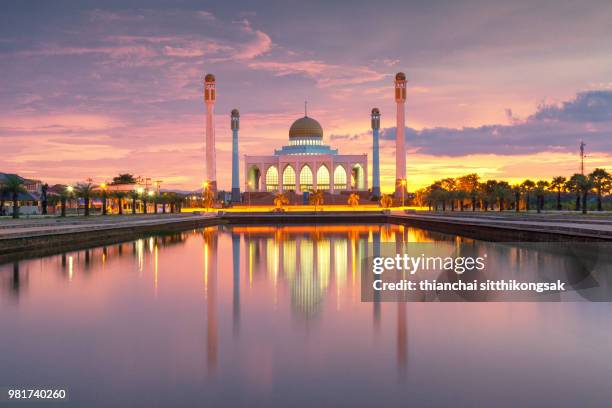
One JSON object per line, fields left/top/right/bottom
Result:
{"left": 394, "top": 72, "right": 407, "bottom": 197}
{"left": 204, "top": 73, "right": 217, "bottom": 191}
{"left": 231, "top": 109, "right": 241, "bottom": 202}
{"left": 371, "top": 108, "right": 381, "bottom": 198}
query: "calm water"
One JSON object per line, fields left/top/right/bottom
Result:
{"left": 1, "top": 224, "right": 612, "bottom": 407}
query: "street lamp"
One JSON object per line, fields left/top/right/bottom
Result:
{"left": 101, "top": 182, "right": 108, "bottom": 216}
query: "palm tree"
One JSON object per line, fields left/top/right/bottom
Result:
{"left": 574, "top": 174, "right": 593, "bottom": 214}
{"left": 589, "top": 168, "right": 611, "bottom": 211}
{"left": 2, "top": 175, "right": 26, "bottom": 219}
{"left": 347, "top": 193, "right": 360, "bottom": 209}
{"left": 534, "top": 180, "right": 550, "bottom": 213}
{"left": 520, "top": 180, "right": 535, "bottom": 211}
{"left": 203, "top": 188, "right": 215, "bottom": 209}
{"left": 75, "top": 182, "right": 95, "bottom": 216}
{"left": 273, "top": 192, "right": 289, "bottom": 211}
{"left": 566, "top": 174, "right": 583, "bottom": 211}
{"left": 309, "top": 190, "right": 324, "bottom": 212}
{"left": 512, "top": 184, "right": 522, "bottom": 212}
{"left": 41, "top": 183, "right": 49, "bottom": 215}
{"left": 128, "top": 190, "right": 139, "bottom": 214}
{"left": 441, "top": 178, "right": 457, "bottom": 211}
{"left": 59, "top": 187, "right": 71, "bottom": 217}
{"left": 113, "top": 191, "right": 125, "bottom": 215}
{"left": 380, "top": 194, "right": 393, "bottom": 209}
{"left": 549, "top": 176, "right": 566, "bottom": 211}
{"left": 494, "top": 181, "right": 511, "bottom": 212}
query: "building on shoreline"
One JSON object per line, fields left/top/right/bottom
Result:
{"left": 244, "top": 115, "right": 367, "bottom": 194}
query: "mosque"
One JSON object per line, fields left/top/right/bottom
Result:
{"left": 203, "top": 72, "right": 408, "bottom": 201}
{"left": 243, "top": 114, "right": 367, "bottom": 194}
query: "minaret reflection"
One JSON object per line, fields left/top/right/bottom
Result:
{"left": 202, "top": 228, "right": 218, "bottom": 373}
{"left": 372, "top": 226, "right": 381, "bottom": 330}
{"left": 232, "top": 233, "right": 241, "bottom": 337}
{"left": 395, "top": 226, "right": 408, "bottom": 377}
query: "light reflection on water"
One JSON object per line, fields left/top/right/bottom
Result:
{"left": 1, "top": 224, "right": 611, "bottom": 407}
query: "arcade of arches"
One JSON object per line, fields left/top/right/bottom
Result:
{"left": 247, "top": 163, "right": 365, "bottom": 193}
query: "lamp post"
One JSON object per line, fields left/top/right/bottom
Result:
{"left": 66, "top": 185, "right": 74, "bottom": 216}
{"left": 148, "top": 190, "right": 155, "bottom": 214}
{"left": 247, "top": 181, "right": 253, "bottom": 208}
{"left": 137, "top": 187, "right": 144, "bottom": 214}
{"left": 101, "top": 182, "right": 108, "bottom": 215}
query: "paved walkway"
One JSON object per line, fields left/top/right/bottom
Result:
{"left": 0, "top": 214, "right": 218, "bottom": 239}
{"left": 391, "top": 212, "right": 612, "bottom": 239}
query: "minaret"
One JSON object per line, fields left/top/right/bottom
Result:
{"left": 371, "top": 108, "right": 381, "bottom": 198}
{"left": 204, "top": 73, "right": 217, "bottom": 191}
{"left": 231, "top": 109, "right": 241, "bottom": 202}
{"left": 394, "top": 72, "right": 407, "bottom": 197}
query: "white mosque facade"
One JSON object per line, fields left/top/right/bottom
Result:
{"left": 244, "top": 116, "right": 368, "bottom": 194}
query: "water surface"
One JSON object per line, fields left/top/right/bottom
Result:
{"left": 1, "top": 224, "right": 611, "bottom": 407}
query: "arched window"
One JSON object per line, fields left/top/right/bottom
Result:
{"left": 317, "top": 165, "right": 330, "bottom": 190}
{"left": 282, "top": 165, "right": 296, "bottom": 191}
{"left": 300, "top": 165, "right": 313, "bottom": 192}
{"left": 265, "top": 166, "right": 278, "bottom": 192}
{"left": 352, "top": 164, "right": 364, "bottom": 190}
{"left": 334, "top": 165, "right": 347, "bottom": 190}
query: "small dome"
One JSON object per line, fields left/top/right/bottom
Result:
{"left": 371, "top": 107, "right": 380, "bottom": 115}
{"left": 231, "top": 108, "right": 239, "bottom": 116}
{"left": 204, "top": 73, "right": 215, "bottom": 82}
{"left": 289, "top": 116, "right": 323, "bottom": 139}
{"left": 395, "top": 72, "right": 406, "bottom": 81}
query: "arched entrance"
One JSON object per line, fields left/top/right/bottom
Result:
{"left": 351, "top": 164, "right": 364, "bottom": 190}
{"left": 247, "top": 166, "right": 261, "bottom": 191}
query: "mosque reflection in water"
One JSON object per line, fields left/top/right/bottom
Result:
{"left": 2, "top": 224, "right": 438, "bottom": 375}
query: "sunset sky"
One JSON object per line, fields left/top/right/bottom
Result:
{"left": 1, "top": 0, "right": 611, "bottom": 192}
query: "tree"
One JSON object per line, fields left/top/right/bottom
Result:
{"left": 128, "top": 190, "right": 139, "bottom": 214}
{"left": 59, "top": 187, "right": 71, "bottom": 217}
{"left": 566, "top": 174, "right": 583, "bottom": 211}
{"left": 549, "top": 176, "right": 566, "bottom": 211}
{"left": 113, "top": 191, "right": 126, "bottom": 215}
{"left": 534, "top": 180, "right": 550, "bottom": 213}
{"left": 202, "top": 188, "right": 215, "bottom": 209}
{"left": 309, "top": 190, "right": 324, "bottom": 212}
{"left": 494, "top": 181, "right": 512, "bottom": 211}
{"left": 574, "top": 174, "right": 593, "bottom": 214}
{"left": 111, "top": 174, "right": 137, "bottom": 185}
{"left": 512, "top": 184, "right": 522, "bottom": 212}
{"left": 1, "top": 175, "right": 26, "bottom": 219}
{"left": 75, "top": 182, "right": 95, "bottom": 216}
{"left": 589, "top": 168, "right": 612, "bottom": 211}
{"left": 273, "top": 193, "right": 289, "bottom": 211}
{"left": 41, "top": 183, "right": 49, "bottom": 215}
{"left": 457, "top": 174, "right": 480, "bottom": 211}
{"left": 380, "top": 194, "right": 393, "bottom": 209}
{"left": 520, "top": 180, "right": 535, "bottom": 211}
{"left": 347, "top": 193, "right": 360, "bottom": 209}
{"left": 441, "top": 178, "right": 457, "bottom": 211}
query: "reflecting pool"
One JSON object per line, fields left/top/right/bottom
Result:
{"left": 1, "top": 224, "right": 611, "bottom": 407}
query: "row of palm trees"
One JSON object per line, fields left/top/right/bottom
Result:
{"left": 0, "top": 175, "right": 186, "bottom": 218}
{"left": 56, "top": 182, "right": 185, "bottom": 217}
{"left": 415, "top": 169, "right": 612, "bottom": 214}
